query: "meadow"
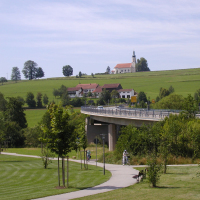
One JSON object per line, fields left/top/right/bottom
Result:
{"left": 77, "top": 166, "right": 200, "bottom": 200}
{"left": 1, "top": 68, "right": 200, "bottom": 104}
{"left": 0, "top": 154, "right": 111, "bottom": 200}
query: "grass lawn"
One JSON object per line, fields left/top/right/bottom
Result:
{"left": 4, "top": 147, "right": 110, "bottom": 160}
{"left": 0, "top": 154, "right": 111, "bottom": 200}
{"left": 76, "top": 166, "right": 200, "bottom": 200}
{"left": 25, "top": 109, "right": 47, "bottom": 127}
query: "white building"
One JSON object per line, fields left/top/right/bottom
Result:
{"left": 118, "top": 89, "right": 135, "bottom": 98}
{"left": 113, "top": 51, "right": 136, "bottom": 74}
{"left": 67, "top": 87, "right": 83, "bottom": 98}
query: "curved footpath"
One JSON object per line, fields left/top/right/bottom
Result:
{"left": 2, "top": 152, "right": 139, "bottom": 200}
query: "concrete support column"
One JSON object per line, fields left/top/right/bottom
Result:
{"left": 108, "top": 124, "right": 116, "bottom": 151}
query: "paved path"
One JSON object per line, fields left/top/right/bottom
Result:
{"left": 2, "top": 152, "right": 139, "bottom": 200}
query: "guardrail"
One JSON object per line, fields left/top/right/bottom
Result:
{"left": 81, "top": 106, "right": 182, "bottom": 120}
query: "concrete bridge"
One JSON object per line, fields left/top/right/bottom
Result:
{"left": 81, "top": 106, "right": 180, "bottom": 151}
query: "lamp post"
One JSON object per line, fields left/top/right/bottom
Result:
{"left": 96, "top": 136, "right": 97, "bottom": 167}
{"left": 100, "top": 134, "right": 106, "bottom": 175}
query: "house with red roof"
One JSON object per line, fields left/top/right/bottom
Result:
{"left": 67, "top": 87, "right": 83, "bottom": 98}
{"left": 76, "top": 83, "right": 99, "bottom": 95}
{"left": 102, "top": 83, "right": 123, "bottom": 92}
{"left": 113, "top": 51, "right": 136, "bottom": 74}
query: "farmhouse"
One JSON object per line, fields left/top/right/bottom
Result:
{"left": 118, "top": 89, "right": 136, "bottom": 98}
{"left": 113, "top": 51, "right": 136, "bottom": 74}
{"left": 67, "top": 87, "right": 83, "bottom": 98}
{"left": 76, "top": 83, "right": 99, "bottom": 95}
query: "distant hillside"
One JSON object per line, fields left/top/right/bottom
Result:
{"left": 1, "top": 68, "right": 200, "bottom": 103}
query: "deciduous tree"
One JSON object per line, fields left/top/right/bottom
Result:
{"left": 26, "top": 92, "right": 36, "bottom": 108}
{"left": 11, "top": 67, "right": 21, "bottom": 82}
{"left": 0, "top": 77, "right": 7, "bottom": 85}
{"left": 63, "top": 65, "right": 73, "bottom": 77}
{"left": 22, "top": 60, "right": 38, "bottom": 80}
{"left": 136, "top": 57, "right": 150, "bottom": 72}
{"left": 36, "top": 67, "right": 45, "bottom": 79}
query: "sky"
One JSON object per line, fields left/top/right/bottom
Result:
{"left": 1, "top": 0, "right": 200, "bottom": 79}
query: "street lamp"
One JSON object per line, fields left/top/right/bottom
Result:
{"left": 100, "top": 134, "right": 106, "bottom": 175}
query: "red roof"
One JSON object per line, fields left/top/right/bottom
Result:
{"left": 114, "top": 63, "right": 132, "bottom": 69}
{"left": 102, "top": 83, "right": 121, "bottom": 89}
{"left": 76, "top": 83, "right": 99, "bottom": 90}
{"left": 93, "top": 86, "right": 103, "bottom": 93}
{"left": 67, "top": 87, "right": 82, "bottom": 91}
{"left": 118, "top": 89, "right": 133, "bottom": 92}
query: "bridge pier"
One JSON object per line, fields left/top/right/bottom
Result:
{"left": 108, "top": 124, "right": 116, "bottom": 151}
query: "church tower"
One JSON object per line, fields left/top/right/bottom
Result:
{"left": 131, "top": 51, "right": 136, "bottom": 72}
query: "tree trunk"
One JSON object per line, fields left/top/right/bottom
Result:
{"left": 58, "top": 156, "right": 60, "bottom": 186}
{"left": 67, "top": 156, "right": 69, "bottom": 188}
{"left": 62, "top": 157, "right": 65, "bottom": 187}
{"left": 80, "top": 148, "right": 82, "bottom": 169}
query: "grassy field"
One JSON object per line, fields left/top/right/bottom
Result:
{"left": 1, "top": 68, "right": 200, "bottom": 104}
{"left": 0, "top": 154, "right": 111, "bottom": 200}
{"left": 25, "top": 109, "right": 47, "bottom": 127}
{"left": 76, "top": 166, "right": 200, "bottom": 200}
{"left": 3, "top": 147, "right": 110, "bottom": 160}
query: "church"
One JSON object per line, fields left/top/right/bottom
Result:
{"left": 112, "top": 51, "right": 136, "bottom": 74}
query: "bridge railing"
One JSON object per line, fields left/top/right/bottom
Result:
{"left": 81, "top": 106, "right": 182, "bottom": 120}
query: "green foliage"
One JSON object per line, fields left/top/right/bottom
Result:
{"left": 0, "top": 77, "right": 7, "bottom": 85}
{"left": 22, "top": 60, "right": 38, "bottom": 80}
{"left": 41, "top": 146, "right": 54, "bottom": 169}
{"left": 0, "top": 92, "right": 7, "bottom": 111}
{"left": 147, "top": 153, "right": 162, "bottom": 187}
{"left": 44, "top": 104, "right": 75, "bottom": 157}
{"left": 137, "top": 91, "right": 147, "bottom": 102}
{"left": 97, "top": 89, "right": 111, "bottom": 105}
{"left": 63, "top": 65, "right": 73, "bottom": 77}
{"left": 43, "top": 94, "right": 49, "bottom": 105}
{"left": 159, "top": 87, "right": 170, "bottom": 99}
{"left": 4, "top": 121, "right": 25, "bottom": 147}
{"left": 36, "top": 92, "right": 43, "bottom": 108}
{"left": 4, "top": 97, "right": 27, "bottom": 129}
{"left": 106, "top": 66, "right": 111, "bottom": 74}
{"left": 36, "top": 67, "right": 45, "bottom": 79}
{"left": 111, "top": 90, "right": 119, "bottom": 98}
{"left": 136, "top": 57, "right": 150, "bottom": 72}
{"left": 182, "top": 94, "right": 198, "bottom": 118}
{"left": 26, "top": 92, "right": 36, "bottom": 108}
{"left": 153, "top": 93, "right": 184, "bottom": 110}
{"left": 11, "top": 67, "right": 21, "bottom": 82}
{"left": 24, "top": 126, "right": 42, "bottom": 147}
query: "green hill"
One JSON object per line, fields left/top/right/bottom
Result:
{"left": 1, "top": 68, "right": 200, "bottom": 102}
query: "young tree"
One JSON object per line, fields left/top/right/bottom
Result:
{"left": 88, "top": 91, "right": 93, "bottom": 98}
{"left": 79, "top": 71, "right": 82, "bottom": 78}
{"left": 26, "top": 92, "right": 36, "bottom": 108}
{"left": 159, "top": 88, "right": 170, "bottom": 99}
{"left": 137, "top": 91, "right": 147, "bottom": 103}
{"left": 63, "top": 65, "right": 73, "bottom": 77}
{"left": 36, "top": 92, "right": 43, "bottom": 108}
{"left": 111, "top": 90, "right": 119, "bottom": 99}
{"left": 106, "top": 66, "right": 111, "bottom": 74}
{"left": 22, "top": 60, "right": 38, "bottom": 80}
{"left": 43, "top": 94, "right": 49, "bottom": 105}
{"left": 0, "top": 77, "right": 7, "bottom": 85}
{"left": 0, "top": 118, "right": 5, "bottom": 154}
{"left": 136, "top": 57, "right": 150, "bottom": 72}
{"left": 45, "top": 104, "right": 75, "bottom": 187}
{"left": 36, "top": 67, "right": 45, "bottom": 79}
{"left": 0, "top": 92, "right": 7, "bottom": 111}
{"left": 11, "top": 67, "right": 21, "bottom": 82}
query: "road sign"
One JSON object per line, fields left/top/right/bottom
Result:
{"left": 152, "top": 99, "right": 155, "bottom": 104}
{"left": 131, "top": 96, "right": 137, "bottom": 103}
